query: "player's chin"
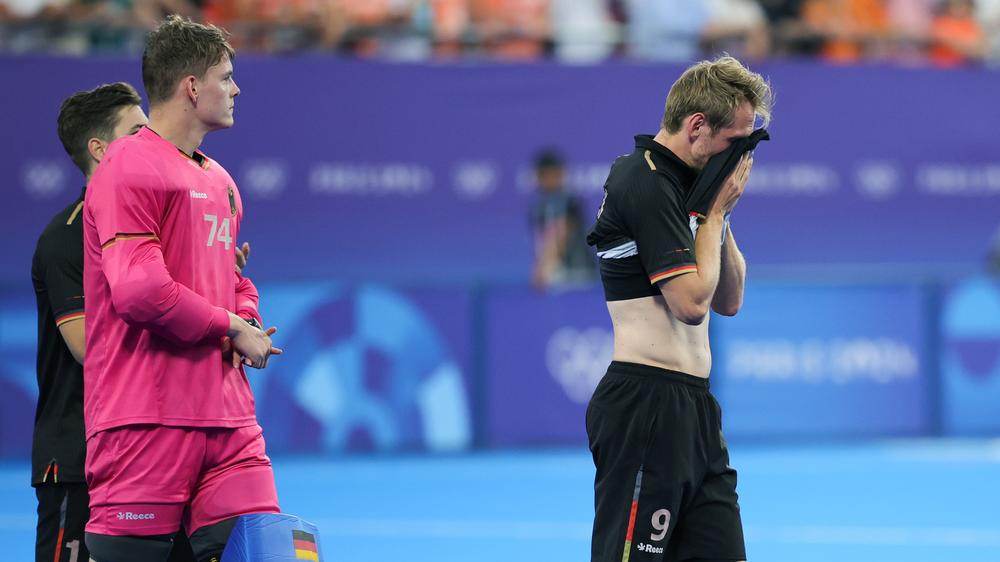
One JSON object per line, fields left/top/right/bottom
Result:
{"left": 210, "top": 115, "right": 236, "bottom": 130}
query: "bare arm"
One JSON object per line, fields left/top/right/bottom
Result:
{"left": 659, "top": 214, "right": 726, "bottom": 325}
{"left": 660, "top": 154, "right": 752, "bottom": 325}
{"left": 58, "top": 317, "right": 85, "bottom": 364}
{"left": 712, "top": 225, "right": 746, "bottom": 316}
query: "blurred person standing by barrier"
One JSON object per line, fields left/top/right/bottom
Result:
{"left": 585, "top": 55, "right": 771, "bottom": 561}
{"left": 988, "top": 222, "right": 1000, "bottom": 273}
{"left": 530, "top": 148, "right": 595, "bottom": 289}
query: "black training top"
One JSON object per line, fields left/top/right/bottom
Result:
{"left": 31, "top": 190, "right": 86, "bottom": 486}
{"left": 587, "top": 135, "right": 699, "bottom": 301}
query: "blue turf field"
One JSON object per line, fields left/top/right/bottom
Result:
{"left": 2, "top": 440, "right": 999, "bottom": 561}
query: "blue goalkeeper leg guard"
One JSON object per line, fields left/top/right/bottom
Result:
{"left": 215, "top": 513, "right": 323, "bottom": 562}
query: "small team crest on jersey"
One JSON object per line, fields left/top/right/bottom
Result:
{"left": 228, "top": 186, "right": 236, "bottom": 215}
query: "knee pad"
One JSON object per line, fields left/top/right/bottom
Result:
{"left": 189, "top": 517, "right": 238, "bottom": 562}
{"left": 85, "top": 532, "right": 174, "bottom": 562}
{"left": 205, "top": 513, "right": 323, "bottom": 562}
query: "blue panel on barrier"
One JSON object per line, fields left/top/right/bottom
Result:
{"left": 483, "top": 286, "right": 609, "bottom": 446}
{"left": 941, "top": 277, "right": 1000, "bottom": 434}
{"left": 221, "top": 513, "right": 324, "bottom": 562}
{"left": 252, "top": 283, "right": 474, "bottom": 454}
{"left": 714, "top": 283, "right": 932, "bottom": 438}
{"left": 0, "top": 294, "right": 39, "bottom": 458}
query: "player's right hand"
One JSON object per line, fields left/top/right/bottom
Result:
{"left": 710, "top": 152, "right": 753, "bottom": 217}
{"left": 235, "top": 242, "right": 251, "bottom": 274}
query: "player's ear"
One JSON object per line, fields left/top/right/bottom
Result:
{"left": 686, "top": 112, "right": 709, "bottom": 142}
{"left": 88, "top": 136, "right": 108, "bottom": 166}
{"left": 687, "top": 112, "right": 706, "bottom": 135}
{"left": 183, "top": 75, "right": 198, "bottom": 105}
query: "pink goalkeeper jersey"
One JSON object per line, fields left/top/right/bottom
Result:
{"left": 83, "top": 126, "right": 262, "bottom": 438}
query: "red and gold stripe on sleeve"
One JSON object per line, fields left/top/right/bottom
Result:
{"left": 100, "top": 233, "right": 159, "bottom": 250}
{"left": 55, "top": 311, "right": 85, "bottom": 327}
{"left": 649, "top": 265, "right": 698, "bottom": 285}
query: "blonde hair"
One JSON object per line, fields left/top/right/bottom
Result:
{"left": 662, "top": 55, "right": 773, "bottom": 134}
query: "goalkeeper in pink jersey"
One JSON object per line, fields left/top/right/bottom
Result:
{"left": 82, "top": 15, "right": 282, "bottom": 562}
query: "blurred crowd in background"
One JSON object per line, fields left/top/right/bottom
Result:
{"left": 1, "top": 0, "right": 998, "bottom": 66}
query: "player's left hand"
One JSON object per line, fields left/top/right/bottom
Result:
{"left": 222, "top": 324, "right": 282, "bottom": 369}
{"left": 234, "top": 242, "right": 251, "bottom": 274}
{"left": 241, "top": 326, "right": 283, "bottom": 369}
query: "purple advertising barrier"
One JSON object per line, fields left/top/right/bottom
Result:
{"left": 713, "top": 282, "right": 933, "bottom": 438}
{"left": 4, "top": 57, "right": 1000, "bottom": 296}
{"left": 484, "top": 286, "right": 611, "bottom": 447}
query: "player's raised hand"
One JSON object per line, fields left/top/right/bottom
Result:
{"left": 710, "top": 153, "right": 753, "bottom": 217}
{"left": 234, "top": 242, "right": 251, "bottom": 274}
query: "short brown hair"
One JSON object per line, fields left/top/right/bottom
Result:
{"left": 142, "top": 15, "right": 235, "bottom": 106}
{"left": 57, "top": 82, "right": 142, "bottom": 176}
{"left": 662, "top": 55, "right": 773, "bottom": 134}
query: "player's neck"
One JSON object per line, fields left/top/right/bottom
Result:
{"left": 655, "top": 129, "right": 696, "bottom": 170}
{"left": 147, "top": 107, "right": 208, "bottom": 157}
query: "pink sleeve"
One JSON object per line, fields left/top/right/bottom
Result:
{"left": 235, "top": 272, "right": 263, "bottom": 325}
{"left": 91, "top": 155, "right": 230, "bottom": 344}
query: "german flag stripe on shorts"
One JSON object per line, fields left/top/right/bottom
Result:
{"left": 621, "top": 464, "right": 645, "bottom": 562}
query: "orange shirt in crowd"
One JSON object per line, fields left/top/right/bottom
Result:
{"left": 803, "top": 0, "right": 889, "bottom": 63}
{"left": 929, "top": 14, "right": 984, "bottom": 66}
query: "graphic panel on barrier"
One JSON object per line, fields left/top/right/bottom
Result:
{"left": 714, "top": 283, "right": 931, "bottom": 438}
{"left": 254, "top": 283, "right": 474, "bottom": 453}
{"left": 484, "top": 286, "right": 610, "bottom": 446}
{"left": 941, "top": 277, "right": 1000, "bottom": 434}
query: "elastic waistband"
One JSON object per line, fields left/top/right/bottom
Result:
{"left": 608, "top": 361, "right": 710, "bottom": 390}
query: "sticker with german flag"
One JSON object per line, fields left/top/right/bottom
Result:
{"left": 293, "top": 529, "right": 319, "bottom": 561}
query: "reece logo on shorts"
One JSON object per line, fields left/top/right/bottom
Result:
{"left": 635, "top": 543, "right": 665, "bottom": 554}
{"left": 116, "top": 511, "right": 156, "bottom": 521}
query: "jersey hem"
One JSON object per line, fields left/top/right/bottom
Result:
{"left": 85, "top": 416, "right": 258, "bottom": 439}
